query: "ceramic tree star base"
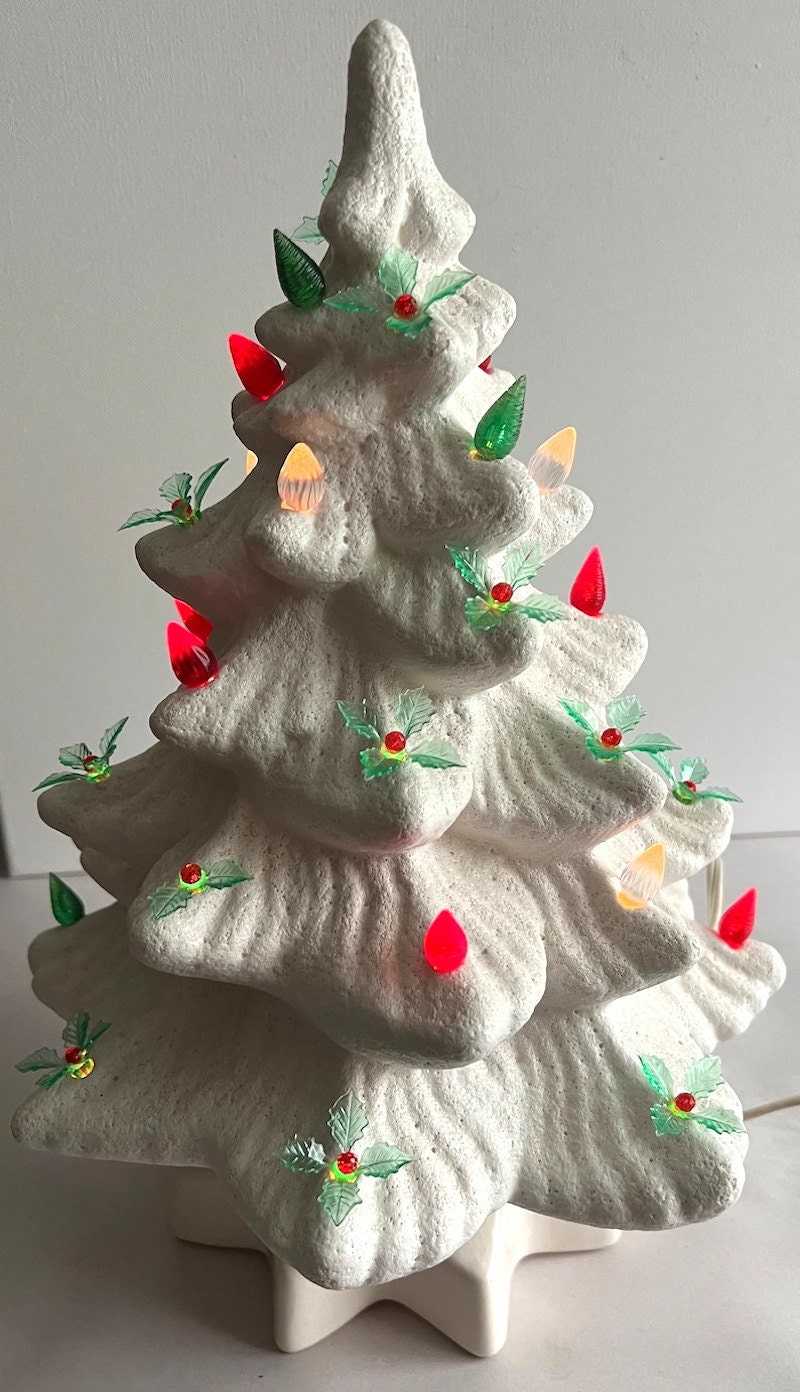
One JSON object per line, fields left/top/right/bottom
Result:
{"left": 171, "top": 1167, "right": 620, "bottom": 1357}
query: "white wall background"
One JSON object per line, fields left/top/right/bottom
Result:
{"left": 1, "top": 0, "right": 799, "bottom": 875}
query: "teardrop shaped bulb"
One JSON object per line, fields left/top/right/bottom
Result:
{"left": 166, "top": 623, "right": 218, "bottom": 689}
{"left": 423, "top": 910, "right": 468, "bottom": 973}
{"left": 717, "top": 888, "right": 757, "bottom": 949}
{"left": 173, "top": 600, "right": 213, "bottom": 642}
{"left": 617, "top": 843, "right": 666, "bottom": 910}
{"left": 228, "top": 334, "right": 285, "bottom": 401}
{"left": 570, "top": 547, "right": 606, "bottom": 617}
{"left": 529, "top": 426, "right": 576, "bottom": 491}
{"left": 277, "top": 443, "right": 325, "bottom": 513}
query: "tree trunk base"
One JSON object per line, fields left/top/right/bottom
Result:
{"left": 172, "top": 1167, "right": 621, "bottom": 1356}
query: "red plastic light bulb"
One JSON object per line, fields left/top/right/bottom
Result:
{"left": 383, "top": 730, "right": 407, "bottom": 753}
{"left": 600, "top": 727, "right": 622, "bottom": 747}
{"left": 717, "top": 887, "right": 757, "bottom": 950}
{"left": 683, "top": 780, "right": 697, "bottom": 793}
{"left": 673, "top": 1092, "right": 696, "bottom": 1113}
{"left": 479, "top": 356, "right": 493, "bottom": 373}
{"left": 336, "top": 1151, "right": 359, "bottom": 1175}
{"left": 228, "top": 333, "right": 285, "bottom": 401}
{"left": 180, "top": 862, "right": 204, "bottom": 885}
{"left": 423, "top": 910, "right": 468, "bottom": 974}
{"left": 570, "top": 547, "right": 606, "bottom": 617}
{"left": 173, "top": 599, "right": 213, "bottom": 643}
{"left": 166, "top": 623, "right": 218, "bottom": 689}
{"left": 64, "top": 1046, "right": 83, "bottom": 1064}
{"left": 490, "top": 581, "right": 514, "bottom": 604}
{"left": 393, "top": 294, "right": 418, "bottom": 319}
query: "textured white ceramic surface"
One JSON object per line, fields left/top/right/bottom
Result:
{"left": 15, "top": 20, "right": 785, "bottom": 1291}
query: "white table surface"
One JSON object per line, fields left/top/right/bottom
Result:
{"left": 2, "top": 837, "right": 799, "bottom": 1391}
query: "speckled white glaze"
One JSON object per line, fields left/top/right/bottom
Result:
{"left": 18, "top": 19, "right": 784, "bottom": 1289}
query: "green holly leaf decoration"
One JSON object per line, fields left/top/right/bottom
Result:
{"left": 357, "top": 1143, "right": 413, "bottom": 1178}
{"left": 697, "top": 786, "right": 742, "bottom": 803}
{"left": 85, "top": 1020, "right": 111, "bottom": 1051}
{"left": 679, "top": 756, "right": 709, "bottom": 785}
{"left": 692, "top": 1107, "right": 746, "bottom": 1135}
{"left": 472, "top": 375, "right": 526, "bottom": 461}
{"left": 320, "top": 159, "right": 338, "bottom": 197}
{"left": 194, "top": 459, "right": 227, "bottom": 512}
{"left": 446, "top": 545, "right": 489, "bottom": 595}
{"left": 408, "top": 739, "right": 464, "bottom": 769}
{"left": 378, "top": 246, "right": 419, "bottom": 300}
{"left": 159, "top": 472, "right": 193, "bottom": 504}
{"left": 560, "top": 700, "right": 599, "bottom": 734}
{"left": 639, "top": 1054, "right": 675, "bottom": 1101}
{"left": 465, "top": 596, "right": 504, "bottom": 629}
{"left": 394, "top": 688, "right": 436, "bottom": 739}
{"left": 205, "top": 860, "right": 252, "bottom": 890}
{"left": 119, "top": 508, "right": 173, "bottom": 530}
{"left": 273, "top": 229, "right": 326, "bottom": 307}
{"left": 49, "top": 873, "right": 85, "bottom": 927}
{"left": 385, "top": 310, "right": 432, "bottom": 337}
{"left": 36, "top": 1067, "right": 70, "bottom": 1090}
{"left": 651, "top": 751, "right": 675, "bottom": 781}
{"left": 360, "top": 748, "right": 395, "bottom": 780}
{"left": 292, "top": 215, "right": 324, "bottom": 244}
{"left": 515, "top": 594, "right": 568, "bottom": 623}
{"left": 422, "top": 268, "right": 475, "bottom": 308}
{"left": 15, "top": 1047, "right": 63, "bottom": 1073}
{"left": 59, "top": 743, "right": 91, "bottom": 769}
{"left": 337, "top": 700, "right": 381, "bottom": 743}
{"left": 99, "top": 717, "right": 129, "bottom": 759}
{"left": 276, "top": 1136, "right": 327, "bottom": 1173}
{"left": 318, "top": 1179, "right": 363, "bottom": 1226}
{"left": 33, "top": 771, "right": 83, "bottom": 791}
{"left": 325, "top": 288, "right": 383, "bottom": 314}
{"left": 606, "top": 696, "right": 645, "bottom": 734}
{"left": 62, "top": 1011, "right": 90, "bottom": 1050}
{"left": 626, "top": 733, "right": 680, "bottom": 756}
{"left": 149, "top": 883, "right": 192, "bottom": 920}
{"left": 328, "top": 1091, "right": 369, "bottom": 1151}
{"left": 502, "top": 542, "right": 542, "bottom": 589}
{"left": 650, "top": 1103, "right": 684, "bottom": 1136}
{"left": 683, "top": 1055, "right": 723, "bottom": 1099}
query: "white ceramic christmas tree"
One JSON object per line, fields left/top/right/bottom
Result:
{"left": 13, "top": 19, "right": 785, "bottom": 1358}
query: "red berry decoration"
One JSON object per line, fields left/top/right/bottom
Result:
{"left": 490, "top": 581, "right": 514, "bottom": 605}
{"left": 479, "top": 356, "right": 493, "bottom": 373}
{"left": 180, "top": 862, "right": 203, "bottom": 885}
{"left": 336, "top": 1151, "right": 359, "bottom": 1175}
{"left": 383, "top": 730, "right": 407, "bottom": 753}
{"left": 717, "top": 887, "right": 757, "bottom": 951}
{"left": 683, "top": 780, "right": 697, "bottom": 793}
{"left": 228, "top": 333, "right": 285, "bottom": 402}
{"left": 673, "top": 1092, "right": 696, "bottom": 1113}
{"left": 600, "top": 727, "right": 623, "bottom": 748}
{"left": 570, "top": 547, "right": 606, "bottom": 617}
{"left": 64, "top": 1046, "right": 83, "bottom": 1065}
{"left": 166, "top": 622, "right": 219, "bottom": 689}
{"left": 393, "top": 294, "right": 418, "bottom": 320}
{"left": 423, "top": 909, "right": 469, "bottom": 974}
{"left": 82, "top": 754, "right": 97, "bottom": 770}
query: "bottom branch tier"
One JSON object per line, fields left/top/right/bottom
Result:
{"left": 172, "top": 1168, "right": 621, "bottom": 1356}
{"left": 12, "top": 903, "right": 784, "bottom": 1289}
